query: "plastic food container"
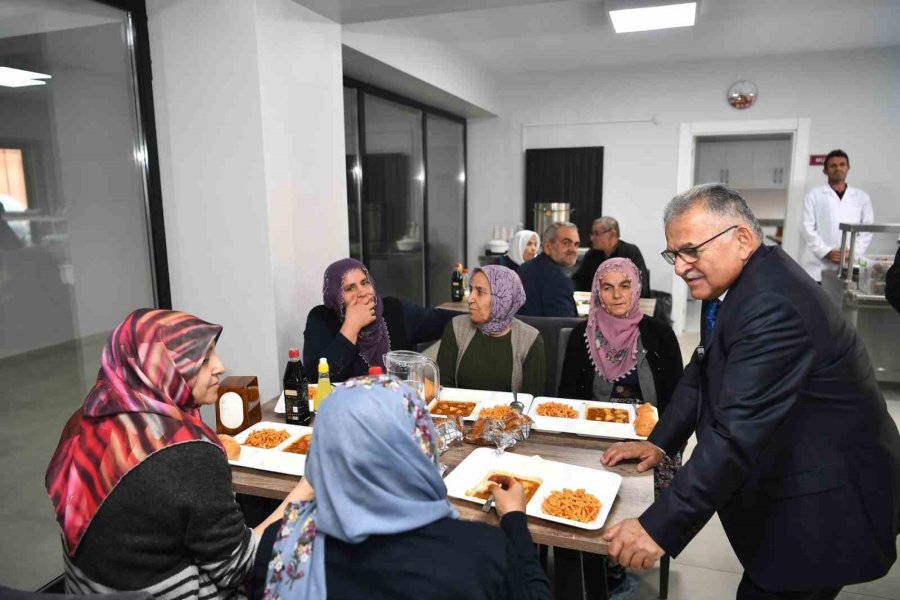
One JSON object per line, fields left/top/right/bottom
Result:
{"left": 858, "top": 255, "right": 895, "bottom": 295}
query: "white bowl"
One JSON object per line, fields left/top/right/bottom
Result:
{"left": 395, "top": 239, "right": 419, "bottom": 252}
{"left": 488, "top": 240, "right": 509, "bottom": 253}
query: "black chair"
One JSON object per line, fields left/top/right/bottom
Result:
{"left": 517, "top": 315, "right": 584, "bottom": 397}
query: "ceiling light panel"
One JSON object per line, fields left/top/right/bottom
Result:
{"left": 609, "top": 2, "right": 697, "bottom": 33}
{"left": 0, "top": 67, "right": 51, "bottom": 88}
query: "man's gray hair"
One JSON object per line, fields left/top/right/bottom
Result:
{"left": 663, "top": 184, "right": 763, "bottom": 239}
{"left": 542, "top": 221, "right": 578, "bottom": 243}
{"left": 593, "top": 216, "right": 619, "bottom": 236}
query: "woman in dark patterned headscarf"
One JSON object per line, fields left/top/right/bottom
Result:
{"left": 45, "top": 309, "right": 310, "bottom": 600}
{"left": 304, "top": 259, "right": 456, "bottom": 382}
{"left": 436, "top": 265, "right": 545, "bottom": 395}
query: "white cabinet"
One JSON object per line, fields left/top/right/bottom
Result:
{"left": 695, "top": 142, "right": 729, "bottom": 185}
{"left": 695, "top": 139, "right": 791, "bottom": 190}
{"left": 751, "top": 141, "right": 790, "bottom": 189}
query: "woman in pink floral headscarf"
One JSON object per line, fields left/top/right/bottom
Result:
{"left": 436, "top": 265, "right": 545, "bottom": 396}
{"left": 557, "top": 258, "right": 684, "bottom": 598}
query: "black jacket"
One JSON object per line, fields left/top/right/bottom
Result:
{"left": 492, "top": 254, "right": 519, "bottom": 272}
{"left": 886, "top": 245, "right": 900, "bottom": 313}
{"left": 251, "top": 512, "right": 550, "bottom": 600}
{"left": 303, "top": 298, "right": 457, "bottom": 382}
{"left": 572, "top": 240, "right": 651, "bottom": 296}
{"left": 557, "top": 317, "right": 682, "bottom": 415}
{"left": 641, "top": 245, "right": 900, "bottom": 591}
{"left": 517, "top": 253, "right": 577, "bottom": 318}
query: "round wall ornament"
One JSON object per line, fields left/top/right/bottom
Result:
{"left": 727, "top": 80, "right": 758, "bottom": 109}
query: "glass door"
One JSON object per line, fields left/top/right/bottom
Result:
{"left": 0, "top": 0, "right": 161, "bottom": 588}
{"left": 361, "top": 94, "right": 425, "bottom": 304}
{"left": 426, "top": 114, "right": 466, "bottom": 304}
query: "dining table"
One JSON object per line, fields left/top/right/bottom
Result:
{"left": 230, "top": 395, "right": 659, "bottom": 599}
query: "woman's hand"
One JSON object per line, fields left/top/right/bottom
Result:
{"left": 488, "top": 476, "right": 526, "bottom": 518}
{"left": 339, "top": 296, "right": 376, "bottom": 343}
{"left": 287, "top": 477, "right": 315, "bottom": 503}
{"left": 253, "top": 477, "right": 315, "bottom": 536}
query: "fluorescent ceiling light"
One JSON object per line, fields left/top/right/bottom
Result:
{"left": 0, "top": 67, "right": 51, "bottom": 88}
{"left": 609, "top": 2, "right": 696, "bottom": 33}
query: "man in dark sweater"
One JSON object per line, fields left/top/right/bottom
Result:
{"left": 517, "top": 222, "right": 579, "bottom": 317}
{"left": 572, "top": 216, "right": 651, "bottom": 296}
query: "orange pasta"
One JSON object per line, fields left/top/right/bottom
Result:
{"left": 477, "top": 405, "right": 518, "bottom": 420}
{"left": 541, "top": 488, "right": 602, "bottom": 523}
{"left": 243, "top": 428, "right": 290, "bottom": 449}
{"left": 535, "top": 402, "right": 578, "bottom": 419}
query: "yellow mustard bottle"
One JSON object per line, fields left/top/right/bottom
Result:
{"left": 313, "top": 358, "right": 332, "bottom": 411}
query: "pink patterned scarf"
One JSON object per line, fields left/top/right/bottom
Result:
{"left": 45, "top": 309, "right": 224, "bottom": 555}
{"left": 586, "top": 258, "right": 643, "bottom": 382}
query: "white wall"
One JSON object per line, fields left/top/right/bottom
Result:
{"left": 255, "top": 0, "right": 349, "bottom": 374}
{"left": 342, "top": 20, "right": 502, "bottom": 116}
{"left": 149, "top": 0, "right": 347, "bottom": 406}
{"left": 467, "top": 46, "right": 900, "bottom": 293}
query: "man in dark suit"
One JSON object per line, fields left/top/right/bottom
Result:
{"left": 602, "top": 184, "right": 900, "bottom": 599}
{"left": 517, "top": 221, "right": 579, "bottom": 317}
{"left": 886, "top": 245, "right": 900, "bottom": 313}
{"left": 572, "top": 216, "right": 650, "bottom": 296}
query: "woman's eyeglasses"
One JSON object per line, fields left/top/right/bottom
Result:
{"left": 661, "top": 225, "right": 738, "bottom": 265}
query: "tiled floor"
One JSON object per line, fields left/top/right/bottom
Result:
{"left": 1, "top": 334, "right": 899, "bottom": 598}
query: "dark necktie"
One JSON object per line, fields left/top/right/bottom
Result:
{"left": 704, "top": 299, "right": 721, "bottom": 347}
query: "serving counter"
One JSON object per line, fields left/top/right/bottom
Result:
{"left": 821, "top": 222, "right": 900, "bottom": 383}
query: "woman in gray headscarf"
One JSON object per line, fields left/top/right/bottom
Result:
{"left": 250, "top": 375, "right": 550, "bottom": 600}
{"left": 437, "top": 265, "right": 545, "bottom": 396}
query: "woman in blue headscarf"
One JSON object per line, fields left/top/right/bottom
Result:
{"left": 250, "top": 375, "right": 550, "bottom": 600}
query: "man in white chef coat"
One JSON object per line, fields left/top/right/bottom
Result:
{"left": 801, "top": 149, "right": 874, "bottom": 282}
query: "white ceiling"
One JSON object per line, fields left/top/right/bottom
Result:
{"left": 331, "top": 0, "right": 900, "bottom": 74}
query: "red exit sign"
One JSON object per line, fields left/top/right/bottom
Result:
{"left": 809, "top": 154, "right": 828, "bottom": 166}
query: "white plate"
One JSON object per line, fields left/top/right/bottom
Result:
{"left": 527, "top": 398, "right": 583, "bottom": 434}
{"left": 228, "top": 421, "right": 313, "bottom": 476}
{"left": 443, "top": 447, "right": 622, "bottom": 530}
{"left": 429, "top": 387, "right": 534, "bottom": 422}
{"left": 528, "top": 397, "right": 657, "bottom": 440}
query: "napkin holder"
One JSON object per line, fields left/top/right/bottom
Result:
{"left": 215, "top": 375, "right": 261, "bottom": 435}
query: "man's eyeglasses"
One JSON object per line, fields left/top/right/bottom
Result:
{"left": 661, "top": 225, "right": 738, "bottom": 265}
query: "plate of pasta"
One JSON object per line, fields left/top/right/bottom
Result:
{"left": 428, "top": 387, "right": 534, "bottom": 422}
{"left": 527, "top": 397, "right": 657, "bottom": 440}
{"left": 227, "top": 421, "right": 314, "bottom": 476}
{"left": 443, "top": 447, "right": 621, "bottom": 530}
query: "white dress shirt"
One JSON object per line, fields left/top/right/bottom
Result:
{"left": 801, "top": 184, "right": 874, "bottom": 281}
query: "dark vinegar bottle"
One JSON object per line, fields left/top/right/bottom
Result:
{"left": 284, "top": 347, "right": 311, "bottom": 425}
{"left": 451, "top": 263, "right": 464, "bottom": 301}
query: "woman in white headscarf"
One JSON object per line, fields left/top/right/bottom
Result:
{"left": 494, "top": 230, "right": 539, "bottom": 272}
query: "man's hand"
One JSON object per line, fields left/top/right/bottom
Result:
{"left": 600, "top": 441, "right": 664, "bottom": 472}
{"left": 825, "top": 249, "right": 842, "bottom": 264}
{"left": 603, "top": 518, "right": 665, "bottom": 569}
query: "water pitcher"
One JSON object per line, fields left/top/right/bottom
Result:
{"left": 383, "top": 350, "right": 440, "bottom": 402}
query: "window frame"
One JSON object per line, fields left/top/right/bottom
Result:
{"left": 343, "top": 77, "right": 468, "bottom": 306}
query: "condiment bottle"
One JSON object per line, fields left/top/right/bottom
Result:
{"left": 313, "top": 358, "right": 333, "bottom": 411}
{"left": 283, "top": 348, "right": 311, "bottom": 425}
{"left": 451, "top": 263, "right": 464, "bottom": 302}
